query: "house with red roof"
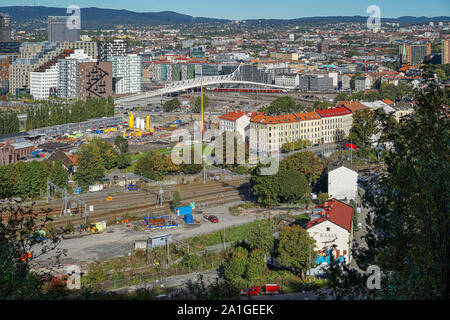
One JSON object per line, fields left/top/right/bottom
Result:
{"left": 219, "top": 111, "right": 261, "bottom": 140}
{"left": 306, "top": 198, "right": 354, "bottom": 264}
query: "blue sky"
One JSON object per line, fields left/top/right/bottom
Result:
{"left": 2, "top": 0, "right": 449, "bottom": 20}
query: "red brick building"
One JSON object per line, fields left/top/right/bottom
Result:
{"left": 78, "top": 61, "right": 113, "bottom": 101}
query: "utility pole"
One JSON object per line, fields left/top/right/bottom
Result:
{"left": 223, "top": 227, "right": 226, "bottom": 250}
{"left": 351, "top": 138, "right": 353, "bottom": 163}
{"left": 308, "top": 243, "right": 311, "bottom": 283}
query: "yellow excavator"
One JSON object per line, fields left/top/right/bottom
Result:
{"left": 87, "top": 222, "right": 104, "bottom": 234}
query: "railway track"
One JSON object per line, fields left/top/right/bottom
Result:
{"left": 24, "top": 180, "right": 250, "bottom": 228}
{"left": 31, "top": 181, "right": 248, "bottom": 215}
{"left": 49, "top": 193, "right": 245, "bottom": 228}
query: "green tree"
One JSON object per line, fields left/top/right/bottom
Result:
{"left": 164, "top": 98, "right": 181, "bottom": 112}
{"left": 325, "top": 70, "right": 450, "bottom": 300}
{"left": 49, "top": 160, "right": 68, "bottom": 189}
{"left": 246, "top": 249, "right": 265, "bottom": 282}
{"left": 348, "top": 109, "right": 377, "bottom": 158}
{"left": 276, "top": 225, "right": 317, "bottom": 277}
{"left": 170, "top": 189, "right": 182, "bottom": 209}
{"left": 281, "top": 151, "right": 323, "bottom": 183}
{"left": 135, "top": 151, "right": 178, "bottom": 181}
{"left": 117, "top": 153, "right": 131, "bottom": 169}
{"left": 191, "top": 94, "right": 209, "bottom": 113}
{"left": 181, "top": 253, "right": 202, "bottom": 270}
{"left": 74, "top": 144, "right": 105, "bottom": 188}
{"left": 0, "top": 165, "right": 14, "bottom": 199}
{"left": 246, "top": 220, "right": 275, "bottom": 256}
{"left": 258, "top": 96, "right": 304, "bottom": 115}
{"left": 224, "top": 246, "right": 248, "bottom": 281}
{"left": 114, "top": 135, "right": 129, "bottom": 154}
{"left": 317, "top": 192, "right": 329, "bottom": 204}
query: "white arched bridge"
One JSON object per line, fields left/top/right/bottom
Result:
{"left": 117, "top": 64, "right": 294, "bottom": 105}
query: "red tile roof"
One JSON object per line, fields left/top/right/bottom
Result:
{"left": 306, "top": 198, "right": 354, "bottom": 232}
{"left": 219, "top": 111, "right": 262, "bottom": 121}
{"left": 335, "top": 101, "right": 367, "bottom": 113}
{"left": 250, "top": 113, "right": 299, "bottom": 124}
{"left": 315, "top": 106, "right": 352, "bottom": 118}
{"left": 295, "top": 111, "right": 321, "bottom": 121}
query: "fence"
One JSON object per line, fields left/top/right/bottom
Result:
{"left": 91, "top": 260, "right": 221, "bottom": 292}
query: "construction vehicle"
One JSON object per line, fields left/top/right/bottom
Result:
{"left": 87, "top": 222, "right": 104, "bottom": 234}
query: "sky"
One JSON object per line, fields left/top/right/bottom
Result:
{"left": 1, "top": 0, "right": 449, "bottom": 20}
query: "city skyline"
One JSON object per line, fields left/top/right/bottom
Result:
{"left": 2, "top": 0, "right": 449, "bottom": 20}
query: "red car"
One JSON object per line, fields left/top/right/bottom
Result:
{"left": 345, "top": 143, "right": 359, "bottom": 150}
{"left": 208, "top": 215, "right": 219, "bottom": 223}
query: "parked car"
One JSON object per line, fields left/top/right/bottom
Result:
{"left": 207, "top": 215, "right": 219, "bottom": 223}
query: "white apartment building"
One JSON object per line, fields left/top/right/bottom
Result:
{"left": 316, "top": 107, "right": 353, "bottom": 144}
{"left": 249, "top": 112, "right": 322, "bottom": 154}
{"left": 218, "top": 111, "right": 257, "bottom": 140}
{"left": 274, "top": 73, "right": 300, "bottom": 88}
{"left": 107, "top": 54, "right": 142, "bottom": 94}
{"left": 30, "top": 64, "right": 58, "bottom": 100}
{"left": 57, "top": 49, "right": 96, "bottom": 99}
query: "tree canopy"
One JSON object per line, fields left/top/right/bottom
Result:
{"left": 325, "top": 69, "right": 450, "bottom": 300}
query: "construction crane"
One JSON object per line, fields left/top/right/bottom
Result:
{"left": 46, "top": 179, "right": 88, "bottom": 222}
{"left": 124, "top": 172, "right": 175, "bottom": 207}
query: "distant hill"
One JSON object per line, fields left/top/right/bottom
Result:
{"left": 1, "top": 6, "right": 449, "bottom": 29}
{"left": 0, "top": 6, "right": 230, "bottom": 28}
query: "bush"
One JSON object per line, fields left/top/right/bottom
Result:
{"left": 233, "top": 166, "right": 250, "bottom": 175}
{"left": 181, "top": 253, "right": 202, "bottom": 270}
{"left": 64, "top": 221, "right": 74, "bottom": 233}
{"left": 246, "top": 249, "right": 265, "bottom": 281}
{"left": 223, "top": 247, "right": 248, "bottom": 281}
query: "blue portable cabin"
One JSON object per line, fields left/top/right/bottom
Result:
{"left": 184, "top": 214, "right": 193, "bottom": 224}
{"left": 174, "top": 205, "right": 192, "bottom": 216}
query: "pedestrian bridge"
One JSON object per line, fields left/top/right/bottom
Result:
{"left": 117, "top": 64, "right": 294, "bottom": 104}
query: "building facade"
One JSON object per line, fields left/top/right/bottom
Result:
{"left": 48, "top": 16, "right": 80, "bottom": 42}
{"left": 30, "top": 64, "right": 59, "bottom": 100}
{"left": 108, "top": 54, "right": 142, "bottom": 94}
{"left": 0, "top": 13, "right": 11, "bottom": 42}
{"left": 57, "top": 49, "right": 96, "bottom": 99}
{"left": 328, "top": 164, "right": 358, "bottom": 202}
{"left": 442, "top": 40, "right": 450, "bottom": 65}
{"left": 77, "top": 61, "right": 113, "bottom": 100}
{"left": 98, "top": 40, "right": 128, "bottom": 61}
{"left": 316, "top": 107, "right": 353, "bottom": 144}
{"left": 306, "top": 199, "right": 354, "bottom": 264}
{"left": 249, "top": 112, "right": 322, "bottom": 154}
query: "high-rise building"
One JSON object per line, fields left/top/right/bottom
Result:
{"left": 9, "top": 41, "right": 97, "bottom": 96}
{"left": 107, "top": 55, "right": 142, "bottom": 94}
{"left": 0, "top": 13, "right": 11, "bottom": 42}
{"left": 98, "top": 40, "right": 128, "bottom": 61}
{"left": 77, "top": 61, "right": 113, "bottom": 100}
{"left": 30, "top": 49, "right": 75, "bottom": 100}
{"left": 399, "top": 43, "right": 431, "bottom": 65}
{"left": 48, "top": 16, "right": 80, "bottom": 42}
{"left": 57, "top": 49, "right": 96, "bottom": 99}
{"left": 442, "top": 40, "right": 450, "bottom": 65}
{"left": 318, "top": 41, "right": 329, "bottom": 54}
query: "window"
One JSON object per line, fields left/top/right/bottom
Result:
{"left": 326, "top": 227, "right": 330, "bottom": 232}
